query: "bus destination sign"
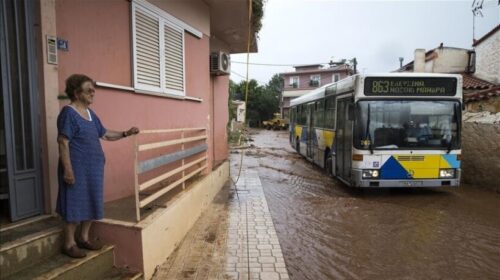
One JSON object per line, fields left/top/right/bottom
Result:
{"left": 364, "top": 77, "right": 457, "bottom": 96}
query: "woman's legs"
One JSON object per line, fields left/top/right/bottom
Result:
{"left": 63, "top": 221, "right": 86, "bottom": 258}
{"left": 64, "top": 221, "right": 78, "bottom": 249}
{"left": 80, "top": 220, "right": 92, "bottom": 241}
{"left": 77, "top": 220, "right": 102, "bottom": 250}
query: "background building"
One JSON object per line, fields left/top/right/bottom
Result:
{"left": 397, "top": 28, "right": 500, "bottom": 113}
{"left": 279, "top": 62, "right": 354, "bottom": 118}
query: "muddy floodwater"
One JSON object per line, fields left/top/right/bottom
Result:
{"left": 231, "top": 129, "right": 500, "bottom": 280}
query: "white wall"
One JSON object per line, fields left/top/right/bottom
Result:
{"left": 475, "top": 31, "right": 500, "bottom": 84}
{"left": 431, "top": 48, "right": 469, "bottom": 73}
{"left": 236, "top": 103, "right": 246, "bottom": 123}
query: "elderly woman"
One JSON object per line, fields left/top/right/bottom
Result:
{"left": 57, "top": 74, "right": 139, "bottom": 258}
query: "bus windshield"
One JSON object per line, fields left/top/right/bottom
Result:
{"left": 355, "top": 100, "right": 460, "bottom": 150}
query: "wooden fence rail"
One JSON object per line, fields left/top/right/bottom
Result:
{"left": 133, "top": 128, "right": 207, "bottom": 221}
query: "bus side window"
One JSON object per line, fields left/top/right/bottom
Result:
{"left": 347, "top": 104, "right": 354, "bottom": 121}
{"left": 318, "top": 100, "right": 325, "bottom": 128}
{"left": 325, "top": 96, "right": 336, "bottom": 129}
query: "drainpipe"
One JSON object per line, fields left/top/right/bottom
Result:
{"left": 466, "top": 50, "right": 476, "bottom": 73}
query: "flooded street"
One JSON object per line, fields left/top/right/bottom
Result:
{"left": 231, "top": 129, "right": 500, "bottom": 280}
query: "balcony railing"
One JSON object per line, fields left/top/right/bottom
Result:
{"left": 133, "top": 128, "right": 208, "bottom": 221}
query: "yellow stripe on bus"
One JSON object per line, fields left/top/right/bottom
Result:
{"left": 295, "top": 126, "right": 302, "bottom": 139}
{"left": 323, "top": 130, "right": 335, "bottom": 149}
{"left": 396, "top": 155, "right": 440, "bottom": 179}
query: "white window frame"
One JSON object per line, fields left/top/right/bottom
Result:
{"left": 333, "top": 73, "right": 340, "bottom": 82}
{"left": 310, "top": 74, "right": 321, "bottom": 86}
{"left": 131, "top": 0, "right": 202, "bottom": 97}
{"left": 289, "top": 76, "right": 299, "bottom": 88}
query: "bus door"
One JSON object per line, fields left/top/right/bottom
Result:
{"left": 335, "top": 98, "right": 354, "bottom": 181}
{"left": 306, "top": 103, "right": 314, "bottom": 159}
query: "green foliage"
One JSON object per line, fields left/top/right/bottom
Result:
{"left": 228, "top": 129, "right": 242, "bottom": 144}
{"left": 252, "top": 0, "right": 264, "bottom": 36}
{"left": 228, "top": 74, "right": 283, "bottom": 128}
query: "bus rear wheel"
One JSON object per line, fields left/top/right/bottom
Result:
{"left": 325, "top": 153, "right": 333, "bottom": 177}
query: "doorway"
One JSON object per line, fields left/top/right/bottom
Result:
{"left": 335, "top": 98, "right": 354, "bottom": 182}
{"left": 0, "top": 0, "right": 43, "bottom": 222}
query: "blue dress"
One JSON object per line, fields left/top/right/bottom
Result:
{"left": 56, "top": 106, "right": 107, "bottom": 222}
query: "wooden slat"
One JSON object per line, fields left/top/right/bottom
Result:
{"left": 139, "top": 164, "right": 207, "bottom": 208}
{"left": 140, "top": 156, "right": 206, "bottom": 191}
{"left": 137, "top": 47, "right": 159, "bottom": 59}
{"left": 138, "top": 135, "right": 206, "bottom": 151}
{"left": 140, "top": 128, "right": 205, "bottom": 134}
{"left": 134, "top": 138, "right": 141, "bottom": 222}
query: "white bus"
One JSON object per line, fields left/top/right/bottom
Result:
{"left": 289, "top": 73, "right": 462, "bottom": 188}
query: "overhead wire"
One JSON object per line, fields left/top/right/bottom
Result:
{"left": 231, "top": 60, "right": 332, "bottom": 67}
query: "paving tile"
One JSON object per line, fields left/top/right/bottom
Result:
{"left": 152, "top": 169, "right": 289, "bottom": 280}
{"left": 260, "top": 272, "right": 280, "bottom": 280}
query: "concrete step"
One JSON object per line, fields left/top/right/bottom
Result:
{"left": 101, "top": 267, "right": 143, "bottom": 280}
{"left": 3, "top": 245, "right": 115, "bottom": 280}
{"left": 0, "top": 216, "right": 63, "bottom": 277}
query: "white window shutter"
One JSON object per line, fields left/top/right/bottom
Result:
{"left": 135, "top": 8, "right": 161, "bottom": 89}
{"left": 164, "top": 24, "right": 184, "bottom": 94}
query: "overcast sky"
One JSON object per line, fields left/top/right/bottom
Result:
{"left": 230, "top": 0, "right": 500, "bottom": 85}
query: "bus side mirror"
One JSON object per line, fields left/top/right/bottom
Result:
{"left": 347, "top": 104, "right": 354, "bottom": 121}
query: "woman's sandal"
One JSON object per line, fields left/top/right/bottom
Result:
{"left": 63, "top": 245, "right": 87, "bottom": 258}
{"left": 76, "top": 238, "right": 103, "bottom": 251}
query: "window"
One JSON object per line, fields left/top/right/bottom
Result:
{"left": 298, "top": 105, "right": 306, "bottom": 125}
{"left": 313, "top": 100, "right": 325, "bottom": 128}
{"left": 324, "top": 96, "right": 336, "bottom": 129}
{"left": 333, "top": 74, "right": 340, "bottom": 82}
{"left": 355, "top": 100, "right": 460, "bottom": 150}
{"left": 289, "top": 76, "right": 299, "bottom": 88}
{"left": 309, "top": 75, "right": 320, "bottom": 87}
{"left": 132, "top": 1, "right": 201, "bottom": 96}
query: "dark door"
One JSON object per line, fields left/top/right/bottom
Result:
{"left": 335, "top": 98, "right": 354, "bottom": 181}
{"left": 0, "top": 0, "right": 43, "bottom": 221}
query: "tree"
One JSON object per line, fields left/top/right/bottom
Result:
{"left": 228, "top": 74, "right": 283, "bottom": 127}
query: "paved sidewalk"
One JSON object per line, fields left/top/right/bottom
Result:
{"left": 152, "top": 168, "right": 289, "bottom": 280}
{"left": 226, "top": 170, "right": 289, "bottom": 280}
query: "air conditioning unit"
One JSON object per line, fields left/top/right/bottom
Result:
{"left": 210, "top": 51, "right": 231, "bottom": 75}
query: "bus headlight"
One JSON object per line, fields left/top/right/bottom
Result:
{"left": 362, "top": 169, "right": 380, "bottom": 179}
{"left": 439, "top": 169, "right": 455, "bottom": 178}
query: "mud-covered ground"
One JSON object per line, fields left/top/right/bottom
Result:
{"left": 231, "top": 129, "right": 500, "bottom": 280}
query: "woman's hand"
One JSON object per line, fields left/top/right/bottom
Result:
{"left": 64, "top": 168, "right": 75, "bottom": 185}
{"left": 125, "top": 127, "right": 140, "bottom": 136}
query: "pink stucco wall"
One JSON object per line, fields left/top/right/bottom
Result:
{"left": 213, "top": 75, "right": 229, "bottom": 166}
{"left": 56, "top": 0, "right": 222, "bottom": 202}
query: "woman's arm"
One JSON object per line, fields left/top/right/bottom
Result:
{"left": 102, "top": 127, "right": 140, "bottom": 141}
{"left": 58, "top": 135, "right": 75, "bottom": 185}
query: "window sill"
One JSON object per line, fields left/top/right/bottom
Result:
{"left": 96, "top": 82, "right": 203, "bottom": 102}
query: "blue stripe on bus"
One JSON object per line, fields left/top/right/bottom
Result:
{"left": 442, "top": 154, "right": 460, "bottom": 168}
{"left": 380, "top": 156, "right": 410, "bottom": 179}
